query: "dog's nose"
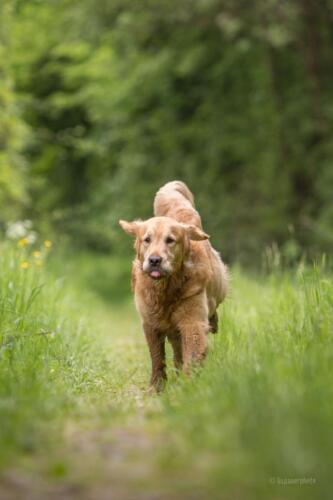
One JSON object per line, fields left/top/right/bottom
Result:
{"left": 149, "top": 255, "right": 162, "bottom": 267}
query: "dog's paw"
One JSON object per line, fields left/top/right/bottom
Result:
{"left": 146, "top": 379, "right": 166, "bottom": 395}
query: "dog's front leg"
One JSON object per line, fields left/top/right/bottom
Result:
{"left": 180, "top": 321, "right": 208, "bottom": 373}
{"left": 143, "top": 324, "right": 166, "bottom": 391}
{"left": 173, "top": 293, "right": 209, "bottom": 374}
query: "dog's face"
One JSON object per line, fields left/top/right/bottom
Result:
{"left": 120, "top": 216, "right": 208, "bottom": 279}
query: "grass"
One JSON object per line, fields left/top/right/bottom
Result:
{"left": 0, "top": 242, "right": 332, "bottom": 499}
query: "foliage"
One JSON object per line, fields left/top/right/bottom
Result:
{"left": 1, "top": 0, "right": 333, "bottom": 262}
{"left": 0, "top": 0, "right": 29, "bottom": 224}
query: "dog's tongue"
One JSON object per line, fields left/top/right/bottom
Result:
{"left": 150, "top": 270, "right": 161, "bottom": 279}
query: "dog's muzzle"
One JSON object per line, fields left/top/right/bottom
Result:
{"left": 145, "top": 255, "right": 165, "bottom": 279}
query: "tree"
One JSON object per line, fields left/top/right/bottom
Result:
{"left": 0, "top": 0, "right": 28, "bottom": 225}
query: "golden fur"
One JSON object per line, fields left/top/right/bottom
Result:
{"left": 119, "top": 181, "right": 228, "bottom": 390}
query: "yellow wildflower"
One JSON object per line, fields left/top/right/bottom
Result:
{"left": 32, "top": 250, "right": 42, "bottom": 258}
{"left": 44, "top": 240, "right": 52, "bottom": 249}
{"left": 20, "top": 261, "right": 29, "bottom": 269}
{"left": 36, "top": 260, "right": 43, "bottom": 267}
{"left": 18, "top": 238, "right": 29, "bottom": 247}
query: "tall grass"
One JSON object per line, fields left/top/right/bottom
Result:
{"left": 0, "top": 243, "right": 331, "bottom": 499}
{"left": 0, "top": 243, "right": 114, "bottom": 469}
{"left": 160, "top": 263, "right": 333, "bottom": 499}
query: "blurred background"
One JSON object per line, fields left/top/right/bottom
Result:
{"left": 1, "top": 4, "right": 333, "bottom": 498}
{"left": 1, "top": 0, "right": 332, "bottom": 265}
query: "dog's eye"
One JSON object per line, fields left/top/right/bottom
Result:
{"left": 165, "top": 237, "right": 175, "bottom": 244}
{"left": 143, "top": 236, "right": 151, "bottom": 244}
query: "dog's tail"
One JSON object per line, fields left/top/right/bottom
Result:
{"left": 162, "top": 181, "right": 195, "bottom": 207}
{"left": 154, "top": 180, "right": 202, "bottom": 227}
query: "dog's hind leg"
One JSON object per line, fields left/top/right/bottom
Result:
{"left": 168, "top": 334, "right": 183, "bottom": 370}
{"left": 209, "top": 311, "right": 219, "bottom": 334}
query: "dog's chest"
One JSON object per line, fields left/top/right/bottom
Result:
{"left": 135, "top": 285, "right": 181, "bottom": 330}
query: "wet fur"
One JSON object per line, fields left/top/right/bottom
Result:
{"left": 120, "top": 181, "right": 228, "bottom": 391}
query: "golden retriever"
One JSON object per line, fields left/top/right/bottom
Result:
{"left": 119, "top": 181, "right": 228, "bottom": 391}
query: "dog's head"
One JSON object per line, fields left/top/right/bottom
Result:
{"left": 119, "top": 216, "right": 209, "bottom": 279}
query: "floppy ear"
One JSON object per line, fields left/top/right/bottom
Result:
{"left": 119, "top": 220, "right": 142, "bottom": 237}
{"left": 182, "top": 224, "right": 209, "bottom": 241}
